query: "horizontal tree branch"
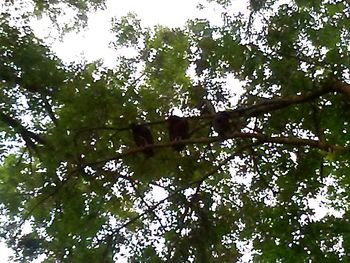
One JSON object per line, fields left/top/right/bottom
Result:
{"left": 73, "top": 79, "right": 347, "bottom": 135}
{"left": 85, "top": 132, "right": 346, "bottom": 167}
{"left": 234, "top": 81, "right": 334, "bottom": 117}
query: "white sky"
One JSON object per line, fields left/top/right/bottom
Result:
{"left": 32, "top": 0, "right": 248, "bottom": 66}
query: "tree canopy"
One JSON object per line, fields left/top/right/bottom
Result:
{"left": 0, "top": 0, "right": 350, "bottom": 262}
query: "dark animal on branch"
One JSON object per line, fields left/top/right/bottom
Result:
{"left": 213, "top": 111, "right": 231, "bottom": 137}
{"left": 130, "top": 123, "right": 154, "bottom": 157}
{"left": 167, "top": 115, "right": 190, "bottom": 151}
{"left": 24, "top": 83, "right": 42, "bottom": 93}
{"left": 231, "top": 114, "right": 245, "bottom": 132}
{"left": 213, "top": 111, "right": 245, "bottom": 137}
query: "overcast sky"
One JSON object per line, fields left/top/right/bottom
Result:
{"left": 31, "top": 0, "right": 248, "bottom": 66}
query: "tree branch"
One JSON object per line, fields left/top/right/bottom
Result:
{"left": 0, "top": 111, "right": 46, "bottom": 145}
{"left": 72, "top": 79, "right": 346, "bottom": 136}
{"left": 85, "top": 132, "right": 346, "bottom": 167}
{"left": 235, "top": 82, "right": 334, "bottom": 117}
{"left": 331, "top": 80, "right": 350, "bottom": 96}
{"left": 41, "top": 95, "right": 58, "bottom": 126}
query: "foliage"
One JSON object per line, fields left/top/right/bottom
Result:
{"left": 1, "top": 0, "right": 106, "bottom": 33}
{"left": 0, "top": 0, "right": 350, "bottom": 262}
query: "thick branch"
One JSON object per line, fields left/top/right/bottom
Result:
{"left": 235, "top": 83, "right": 334, "bottom": 117}
{"left": 0, "top": 112, "right": 46, "bottom": 145}
{"left": 85, "top": 132, "right": 346, "bottom": 167}
{"left": 75, "top": 80, "right": 345, "bottom": 135}
{"left": 331, "top": 80, "right": 350, "bottom": 96}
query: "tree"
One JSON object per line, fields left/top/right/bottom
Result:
{"left": 0, "top": 0, "right": 350, "bottom": 262}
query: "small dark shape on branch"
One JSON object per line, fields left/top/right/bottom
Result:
{"left": 213, "top": 111, "right": 231, "bottom": 137}
{"left": 24, "top": 83, "right": 41, "bottom": 93}
{"left": 231, "top": 116, "right": 245, "bottom": 132}
{"left": 131, "top": 123, "right": 154, "bottom": 157}
{"left": 167, "top": 115, "right": 189, "bottom": 151}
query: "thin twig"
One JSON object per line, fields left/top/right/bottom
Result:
{"left": 130, "top": 183, "right": 168, "bottom": 233}
{"left": 15, "top": 169, "right": 78, "bottom": 237}
{"left": 250, "top": 147, "right": 278, "bottom": 196}
{"left": 109, "top": 142, "right": 255, "bottom": 236}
